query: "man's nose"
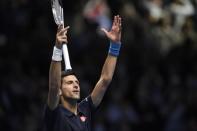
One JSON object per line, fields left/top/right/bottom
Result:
{"left": 73, "top": 83, "right": 79, "bottom": 89}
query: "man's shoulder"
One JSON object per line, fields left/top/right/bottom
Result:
{"left": 43, "top": 104, "right": 61, "bottom": 118}
{"left": 78, "top": 96, "right": 91, "bottom": 107}
{"left": 78, "top": 96, "right": 96, "bottom": 113}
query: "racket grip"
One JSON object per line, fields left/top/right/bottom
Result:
{"left": 62, "top": 44, "right": 72, "bottom": 70}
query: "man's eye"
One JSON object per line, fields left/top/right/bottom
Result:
{"left": 67, "top": 81, "right": 72, "bottom": 84}
{"left": 76, "top": 81, "right": 79, "bottom": 84}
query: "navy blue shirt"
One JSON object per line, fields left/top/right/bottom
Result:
{"left": 42, "top": 96, "right": 96, "bottom": 131}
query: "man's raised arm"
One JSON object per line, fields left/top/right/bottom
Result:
{"left": 47, "top": 25, "right": 69, "bottom": 110}
{"left": 91, "top": 15, "right": 122, "bottom": 107}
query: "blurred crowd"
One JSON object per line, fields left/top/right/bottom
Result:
{"left": 0, "top": 0, "right": 197, "bottom": 131}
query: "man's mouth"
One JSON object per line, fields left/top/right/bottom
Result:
{"left": 73, "top": 90, "right": 79, "bottom": 93}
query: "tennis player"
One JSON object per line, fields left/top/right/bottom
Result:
{"left": 43, "top": 15, "right": 122, "bottom": 131}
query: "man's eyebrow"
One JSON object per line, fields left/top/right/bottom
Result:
{"left": 65, "top": 80, "right": 72, "bottom": 82}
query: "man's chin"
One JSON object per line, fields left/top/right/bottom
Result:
{"left": 72, "top": 95, "right": 80, "bottom": 100}
{"left": 74, "top": 96, "right": 80, "bottom": 100}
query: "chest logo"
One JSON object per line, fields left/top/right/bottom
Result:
{"left": 80, "top": 116, "right": 87, "bottom": 122}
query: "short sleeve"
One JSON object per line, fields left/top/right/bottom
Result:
{"left": 78, "top": 95, "right": 97, "bottom": 114}
{"left": 41, "top": 105, "right": 60, "bottom": 131}
{"left": 44, "top": 105, "right": 59, "bottom": 120}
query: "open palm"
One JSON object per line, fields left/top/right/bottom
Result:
{"left": 101, "top": 15, "right": 122, "bottom": 43}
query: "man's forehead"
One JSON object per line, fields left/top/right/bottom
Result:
{"left": 63, "top": 75, "right": 78, "bottom": 81}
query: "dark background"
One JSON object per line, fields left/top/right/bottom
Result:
{"left": 0, "top": 0, "right": 197, "bottom": 131}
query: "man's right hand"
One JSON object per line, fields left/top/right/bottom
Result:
{"left": 55, "top": 25, "right": 70, "bottom": 49}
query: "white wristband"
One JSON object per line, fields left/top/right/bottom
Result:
{"left": 52, "top": 46, "right": 62, "bottom": 61}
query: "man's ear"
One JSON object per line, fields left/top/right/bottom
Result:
{"left": 59, "top": 88, "right": 62, "bottom": 96}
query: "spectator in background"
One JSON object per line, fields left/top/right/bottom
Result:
{"left": 167, "top": 0, "right": 195, "bottom": 32}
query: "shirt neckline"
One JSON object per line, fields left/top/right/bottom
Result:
{"left": 59, "top": 105, "right": 85, "bottom": 117}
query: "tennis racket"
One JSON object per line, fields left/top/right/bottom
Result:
{"left": 51, "top": 0, "right": 72, "bottom": 70}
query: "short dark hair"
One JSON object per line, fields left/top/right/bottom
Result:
{"left": 61, "top": 69, "right": 76, "bottom": 78}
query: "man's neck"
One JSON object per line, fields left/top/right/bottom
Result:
{"left": 61, "top": 97, "right": 78, "bottom": 115}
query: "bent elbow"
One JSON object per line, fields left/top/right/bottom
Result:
{"left": 100, "top": 76, "right": 112, "bottom": 86}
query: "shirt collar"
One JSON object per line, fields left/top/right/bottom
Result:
{"left": 59, "top": 105, "right": 74, "bottom": 117}
{"left": 77, "top": 106, "right": 85, "bottom": 116}
{"left": 59, "top": 105, "right": 85, "bottom": 117}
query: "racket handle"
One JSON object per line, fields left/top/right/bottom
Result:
{"left": 62, "top": 44, "right": 72, "bottom": 70}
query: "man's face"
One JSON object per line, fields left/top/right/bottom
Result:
{"left": 60, "top": 75, "right": 80, "bottom": 100}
